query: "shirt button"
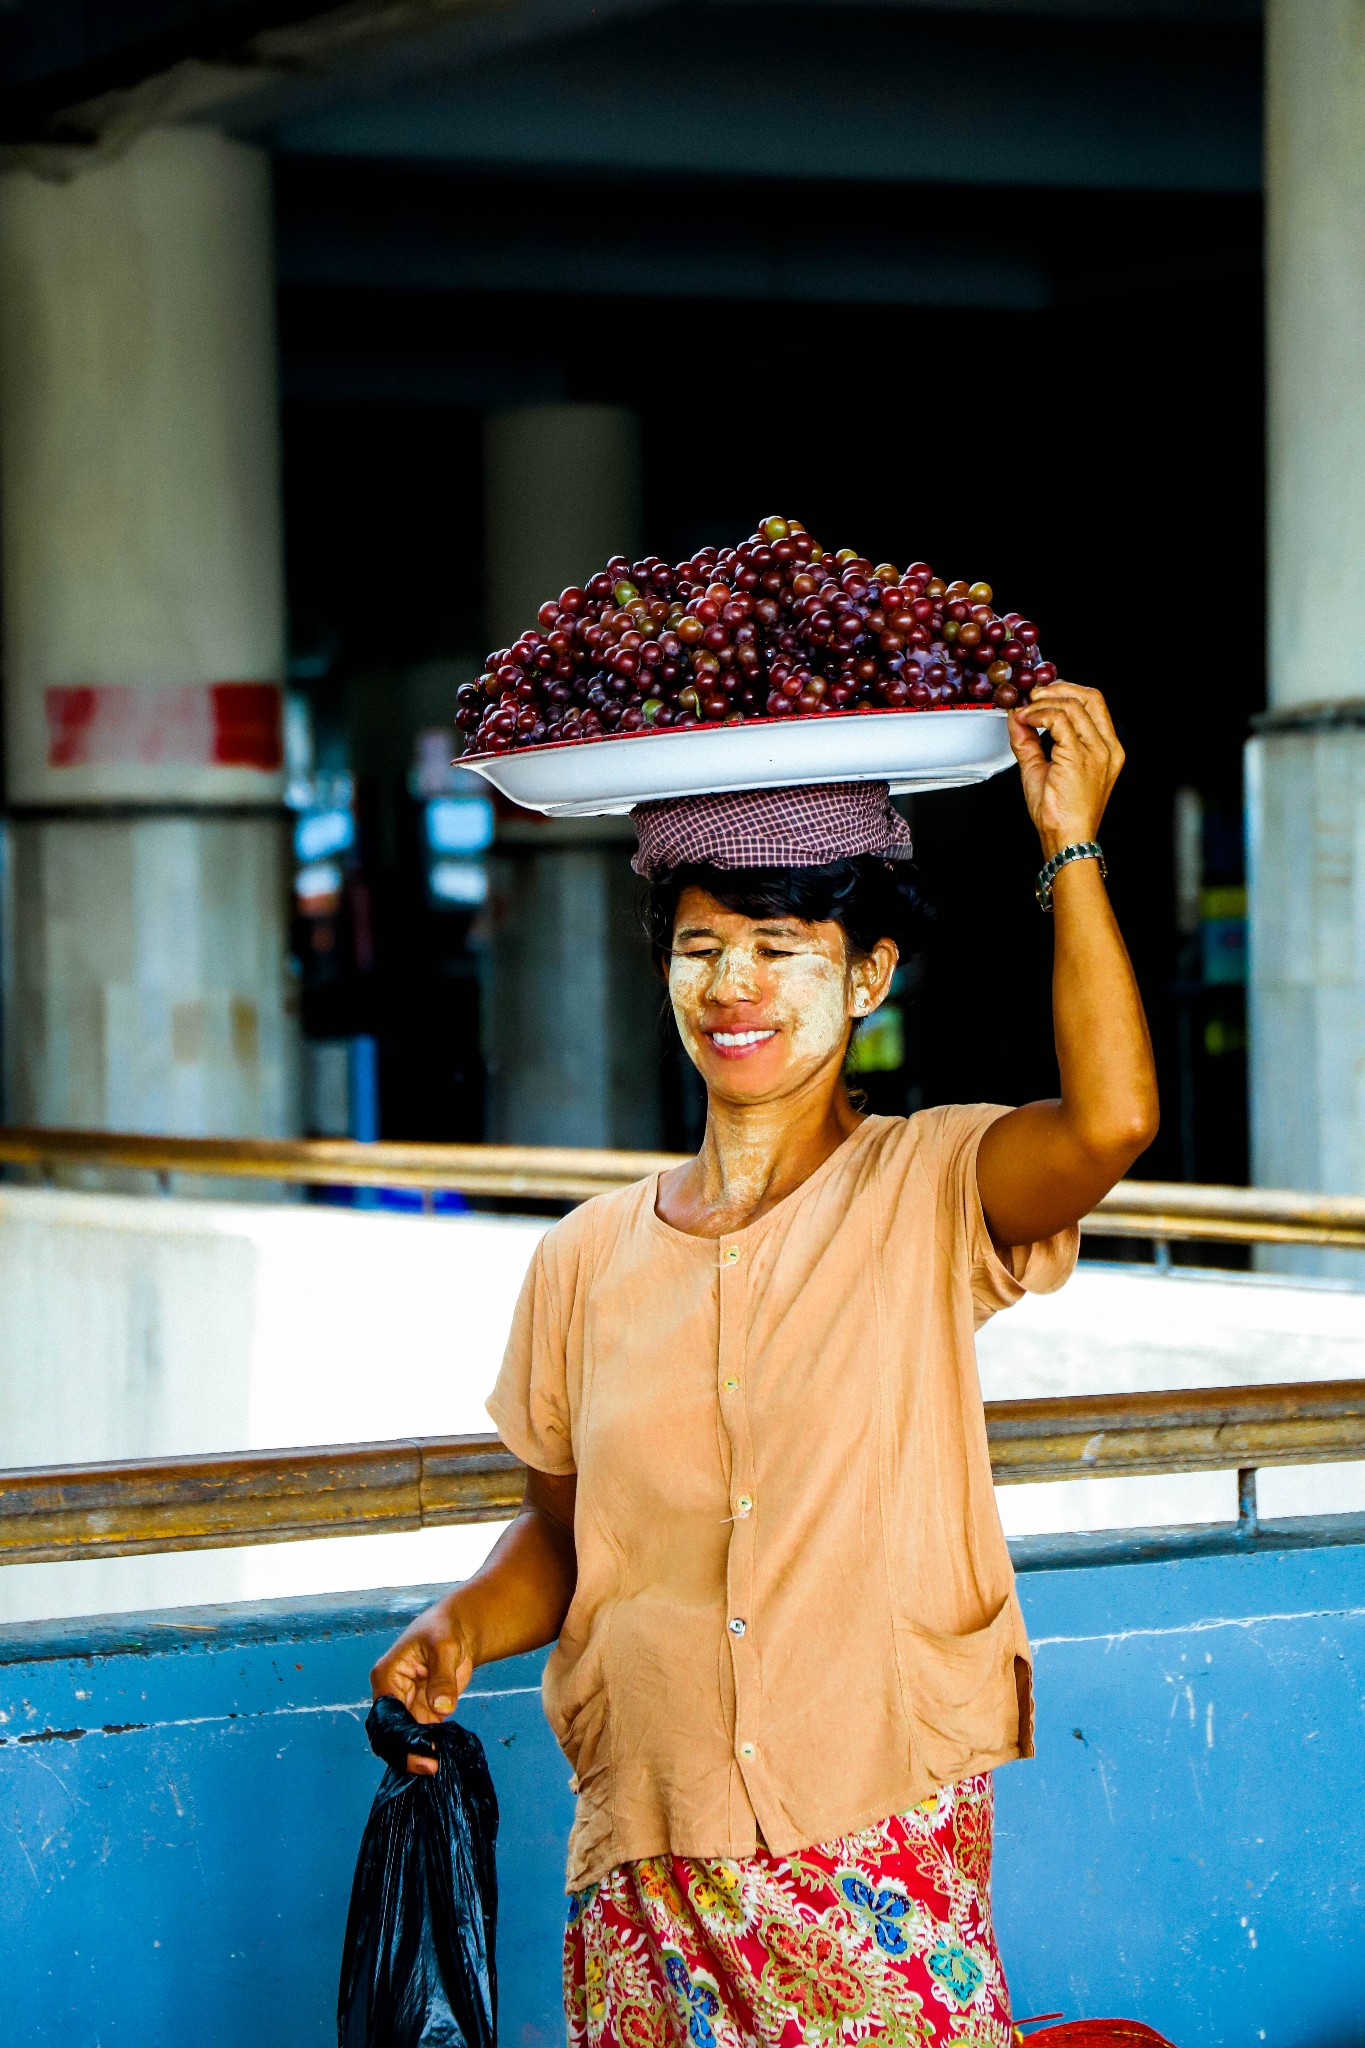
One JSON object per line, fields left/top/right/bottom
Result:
{"left": 738, "top": 1742, "right": 756, "bottom": 1760}
{"left": 722, "top": 1376, "right": 739, "bottom": 1393}
{"left": 728, "top": 1617, "right": 747, "bottom": 1636}
{"left": 723, "top": 1246, "right": 740, "bottom": 1264}
{"left": 735, "top": 1495, "right": 753, "bottom": 1517}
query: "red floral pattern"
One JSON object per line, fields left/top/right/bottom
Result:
{"left": 565, "top": 1775, "right": 1012, "bottom": 2048}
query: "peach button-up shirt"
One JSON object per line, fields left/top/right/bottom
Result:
{"left": 487, "top": 1104, "right": 1077, "bottom": 1892}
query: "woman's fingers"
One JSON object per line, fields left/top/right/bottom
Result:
{"left": 1010, "top": 681, "right": 1124, "bottom": 846}
{"left": 1007, "top": 707, "right": 1052, "bottom": 812}
{"left": 1024, "top": 685, "right": 1123, "bottom": 762}
{"left": 402, "top": 1637, "right": 474, "bottom": 1774}
{"left": 1022, "top": 689, "right": 1122, "bottom": 780}
{"left": 1020, "top": 699, "right": 1105, "bottom": 770}
{"left": 1042, "top": 681, "right": 1122, "bottom": 751}
{"left": 371, "top": 1624, "right": 472, "bottom": 1775}
{"left": 372, "top": 1621, "right": 470, "bottom": 1714}
{"left": 420, "top": 1635, "right": 474, "bottom": 1721}
{"left": 1007, "top": 704, "right": 1047, "bottom": 758}
{"left": 1025, "top": 679, "right": 1107, "bottom": 712}
{"left": 1044, "top": 704, "right": 1111, "bottom": 769}
{"left": 1020, "top": 685, "right": 1101, "bottom": 739}
{"left": 370, "top": 1641, "right": 424, "bottom": 1710}
{"left": 369, "top": 1643, "right": 440, "bottom": 1774}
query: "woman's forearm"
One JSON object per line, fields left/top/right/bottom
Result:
{"left": 1049, "top": 854, "right": 1159, "bottom": 1160}
{"left": 370, "top": 1469, "right": 577, "bottom": 1732}
{"left": 978, "top": 868, "right": 1158, "bottom": 1247}
{"left": 440, "top": 1499, "right": 578, "bottom": 1669}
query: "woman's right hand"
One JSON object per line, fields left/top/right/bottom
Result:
{"left": 368, "top": 1468, "right": 579, "bottom": 1777}
{"left": 370, "top": 1594, "right": 476, "bottom": 1777}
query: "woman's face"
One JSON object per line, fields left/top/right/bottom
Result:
{"left": 667, "top": 886, "right": 897, "bottom": 1106}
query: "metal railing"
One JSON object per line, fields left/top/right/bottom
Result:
{"left": 3, "top": 1381, "right": 1363, "bottom": 1567}
{"left": 1082, "top": 1178, "right": 1365, "bottom": 1252}
{"left": 1, "top": 1129, "right": 1362, "bottom": 1568}
{"left": 3, "top": 1125, "right": 1365, "bottom": 1247}
{"left": 0, "top": 1127, "right": 680, "bottom": 1204}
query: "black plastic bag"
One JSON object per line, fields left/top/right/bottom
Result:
{"left": 337, "top": 1697, "right": 499, "bottom": 2048}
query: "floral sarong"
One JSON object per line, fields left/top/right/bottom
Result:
{"left": 564, "top": 1774, "right": 1012, "bottom": 2047}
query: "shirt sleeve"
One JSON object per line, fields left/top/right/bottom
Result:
{"left": 932, "top": 1102, "right": 1080, "bottom": 1325}
{"left": 485, "top": 1232, "right": 579, "bottom": 1475}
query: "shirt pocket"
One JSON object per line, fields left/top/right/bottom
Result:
{"left": 894, "top": 1598, "right": 1029, "bottom": 1782}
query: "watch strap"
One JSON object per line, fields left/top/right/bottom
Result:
{"left": 1036, "top": 840, "right": 1106, "bottom": 912}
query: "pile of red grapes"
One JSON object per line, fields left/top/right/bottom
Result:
{"left": 457, "top": 517, "right": 1054, "bottom": 755}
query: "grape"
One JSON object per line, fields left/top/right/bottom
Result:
{"left": 463, "top": 518, "right": 1052, "bottom": 754}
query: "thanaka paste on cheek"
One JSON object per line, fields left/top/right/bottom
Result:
{"left": 779, "top": 952, "right": 854, "bottom": 1066}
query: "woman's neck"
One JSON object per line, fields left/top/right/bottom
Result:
{"left": 658, "top": 1070, "right": 865, "bottom": 1239}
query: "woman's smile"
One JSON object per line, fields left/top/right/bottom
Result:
{"left": 704, "top": 1026, "right": 779, "bottom": 1057}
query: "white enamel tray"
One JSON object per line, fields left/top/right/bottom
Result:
{"left": 463, "top": 707, "right": 1014, "bottom": 817}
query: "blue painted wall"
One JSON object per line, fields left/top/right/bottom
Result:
{"left": 1, "top": 1528, "right": 1362, "bottom": 2047}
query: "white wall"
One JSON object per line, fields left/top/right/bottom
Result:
{"left": 1, "top": 1186, "right": 1361, "bottom": 1623}
{"left": 0, "top": 1189, "right": 545, "bottom": 1623}
{"left": 977, "top": 1262, "right": 1365, "bottom": 1534}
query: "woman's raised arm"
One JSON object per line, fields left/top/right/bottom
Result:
{"left": 370, "top": 1466, "right": 578, "bottom": 1774}
{"left": 975, "top": 683, "right": 1159, "bottom": 1249}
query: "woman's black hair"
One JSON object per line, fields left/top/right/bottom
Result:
{"left": 642, "top": 856, "right": 932, "bottom": 981}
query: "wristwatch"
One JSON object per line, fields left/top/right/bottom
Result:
{"left": 1036, "top": 840, "right": 1106, "bottom": 913}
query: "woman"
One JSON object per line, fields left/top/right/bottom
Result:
{"left": 372, "top": 681, "right": 1157, "bottom": 2047}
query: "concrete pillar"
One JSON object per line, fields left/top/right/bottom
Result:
{"left": 482, "top": 404, "right": 660, "bottom": 1148}
{"left": 0, "top": 130, "right": 298, "bottom": 1142}
{"left": 1252, "top": 2, "right": 1365, "bottom": 1270}
{"left": 486, "top": 845, "right": 662, "bottom": 1150}
{"left": 484, "top": 404, "right": 642, "bottom": 649}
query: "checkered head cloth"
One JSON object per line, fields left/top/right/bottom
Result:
{"left": 630, "top": 782, "right": 913, "bottom": 879}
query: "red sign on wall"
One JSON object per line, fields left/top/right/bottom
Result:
{"left": 45, "top": 683, "right": 283, "bottom": 771}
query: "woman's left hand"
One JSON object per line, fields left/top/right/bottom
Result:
{"left": 1008, "top": 683, "right": 1124, "bottom": 858}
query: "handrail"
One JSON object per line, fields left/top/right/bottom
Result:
{"left": 3, "top": 1380, "right": 1363, "bottom": 1566}
{"left": 0, "top": 1435, "right": 525, "bottom": 1567}
{"left": 0, "top": 1127, "right": 681, "bottom": 1204}
{"left": 2, "top": 1125, "right": 1365, "bottom": 1247}
{"left": 1080, "top": 1180, "right": 1365, "bottom": 1251}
